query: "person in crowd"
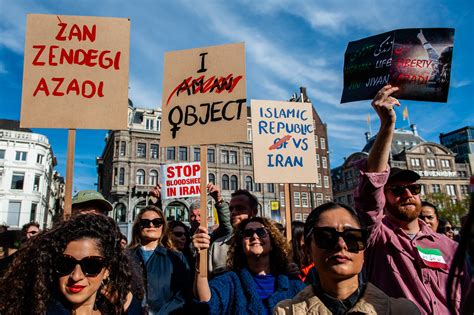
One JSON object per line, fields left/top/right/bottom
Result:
{"left": 207, "top": 189, "right": 259, "bottom": 277}
{"left": 0, "top": 226, "right": 20, "bottom": 276}
{"left": 0, "top": 214, "right": 140, "bottom": 314}
{"left": 193, "top": 217, "right": 305, "bottom": 314}
{"left": 274, "top": 222, "right": 286, "bottom": 237}
{"left": 119, "top": 233, "right": 128, "bottom": 249}
{"left": 354, "top": 85, "right": 470, "bottom": 314}
{"left": 438, "top": 218, "right": 455, "bottom": 240}
{"left": 419, "top": 201, "right": 439, "bottom": 232}
{"left": 128, "top": 205, "right": 191, "bottom": 314}
{"left": 21, "top": 221, "right": 41, "bottom": 241}
{"left": 71, "top": 190, "right": 113, "bottom": 216}
{"left": 290, "top": 221, "right": 313, "bottom": 282}
{"left": 275, "top": 202, "right": 420, "bottom": 314}
{"left": 169, "top": 220, "right": 194, "bottom": 265}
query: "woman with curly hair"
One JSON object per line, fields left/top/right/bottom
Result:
{"left": 128, "top": 205, "right": 191, "bottom": 314}
{"left": 0, "top": 213, "right": 139, "bottom": 314}
{"left": 193, "top": 217, "right": 305, "bottom": 314}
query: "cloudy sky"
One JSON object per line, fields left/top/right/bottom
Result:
{"left": 1, "top": 0, "right": 472, "bottom": 192}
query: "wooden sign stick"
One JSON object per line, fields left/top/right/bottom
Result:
{"left": 284, "top": 183, "right": 292, "bottom": 241}
{"left": 199, "top": 144, "right": 208, "bottom": 277}
{"left": 63, "top": 129, "right": 76, "bottom": 219}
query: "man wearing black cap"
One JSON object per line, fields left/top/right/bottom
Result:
{"left": 354, "top": 85, "right": 469, "bottom": 315}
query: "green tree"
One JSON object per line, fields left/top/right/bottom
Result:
{"left": 424, "top": 192, "right": 470, "bottom": 226}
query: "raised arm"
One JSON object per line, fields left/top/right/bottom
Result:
{"left": 207, "top": 183, "right": 232, "bottom": 242}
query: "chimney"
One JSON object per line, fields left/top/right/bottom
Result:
{"left": 410, "top": 124, "right": 418, "bottom": 136}
{"left": 300, "top": 87, "right": 310, "bottom": 103}
{"left": 365, "top": 131, "right": 372, "bottom": 143}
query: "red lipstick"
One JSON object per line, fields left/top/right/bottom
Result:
{"left": 67, "top": 284, "right": 86, "bottom": 293}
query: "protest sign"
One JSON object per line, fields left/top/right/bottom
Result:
{"left": 250, "top": 100, "right": 318, "bottom": 183}
{"left": 160, "top": 162, "right": 202, "bottom": 199}
{"left": 20, "top": 14, "right": 130, "bottom": 129}
{"left": 341, "top": 28, "right": 454, "bottom": 103}
{"left": 160, "top": 42, "right": 247, "bottom": 146}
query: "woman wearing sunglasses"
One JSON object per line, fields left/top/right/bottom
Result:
{"left": 128, "top": 206, "right": 191, "bottom": 314}
{"left": 169, "top": 220, "right": 194, "bottom": 269}
{"left": 193, "top": 217, "right": 305, "bottom": 314}
{"left": 0, "top": 214, "right": 139, "bottom": 314}
{"left": 275, "top": 202, "right": 420, "bottom": 314}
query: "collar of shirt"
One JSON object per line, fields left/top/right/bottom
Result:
{"left": 384, "top": 216, "right": 441, "bottom": 242}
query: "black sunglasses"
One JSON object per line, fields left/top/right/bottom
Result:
{"left": 139, "top": 218, "right": 164, "bottom": 229}
{"left": 172, "top": 231, "right": 186, "bottom": 238}
{"left": 55, "top": 254, "right": 106, "bottom": 277}
{"left": 243, "top": 227, "right": 268, "bottom": 239}
{"left": 386, "top": 184, "right": 421, "bottom": 197}
{"left": 309, "top": 227, "right": 368, "bottom": 253}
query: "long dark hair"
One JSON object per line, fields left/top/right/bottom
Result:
{"left": 0, "top": 214, "right": 132, "bottom": 314}
{"left": 291, "top": 221, "right": 311, "bottom": 269}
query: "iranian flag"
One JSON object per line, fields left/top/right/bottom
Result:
{"left": 417, "top": 246, "right": 448, "bottom": 269}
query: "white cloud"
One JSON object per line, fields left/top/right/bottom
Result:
{"left": 451, "top": 79, "right": 471, "bottom": 88}
{"left": 129, "top": 75, "right": 162, "bottom": 109}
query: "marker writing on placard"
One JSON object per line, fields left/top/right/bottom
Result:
{"left": 269, "top": 135, "right": 292, "bottom": 150}
{"left": 267, "top": 154, "right": 303, "bottom": 167}
{"left": 197, "top": 52, "right": 208, "bottom": 73}
{"left": 33, "top": 78, "right": 104, "bottom": 98}
{"left": 55, "top": 16, "right": 96, "bottom": 42}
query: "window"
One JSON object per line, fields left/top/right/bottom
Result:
{"left": 179, "top": 147, "right": 188, "bottom": 161}
{"left": 0, "top": 149, "right": 5, "bottom": 159}
{"left": 432, "top": 184, "right": 441, "bottom": 193}
{"left": 149, "top": 170, "right": 158, "bottom": 186}
{"left": 446, "top": 185, "right": 456, "bottom": 196}
{"left": 411, "top": 158, "right": 420, "bottom": 167}
{"left": 426, "top": 158, "right": 435, "bottom": 167}
{"left": 461, "top": 185, "right": 469, "bottom": 195}
{"left": 11, "top": 172, "right": 25, "bottom": 190}
{"left": 316, "top": 193, "right": 323, "bottom": 206}
{"left": 115, "top": 141, "right": 119, "bottom": 156}
{"left": 324, "top": 176, "right": 329, "bottom": 188}
{"left": 156, "top": 117, "right": 161, "bottom": 131}
{"left": 294, "top": 192, "right": 301, "bottom": 207}
{"left": 137, "top": 143, "right": 146, "bottom": 158}
{"left": 146, "top": 119, "right": 154, "bottom": 130}
{"left": 15, "top": 151, "right": 27, "bottom": 161}
{"left": 295, "top": 213, "right": 302, "bottom": 221}
{"left": 420, "top": 184, "right": 426, "bottom": 196}
{"left": 7, "top": 201, "right": 21, "bottom": 226}
{"left": 30, "top": 203, "right": 37, "bottom": 222}
{"left": 222, "top": 175, "right": 230, "bottom": 190}
{"left": 322, "top": 156, "right": 327, "bottom": 169}
{"left": 115, "top": 203, "right": 127, "bottom": 223}
{"left": 320, "top": 137, "right": 326, "bottom": 150}
{"left": 245, "top": 176, "right": 253, "bottom": 191}
{"left": 194, "top": 148, "right": 200, "bottom": 161}
{"left": 167, "top": 147, "right": 176, "bottom": 160}
{"left": 303, "top": 213, "right": 309, "bottom": 221}
{"left": 114, "top": 167, "right": 118, "bottom": 185}
{"left": 301, "top": 192, "right": 309, "bottom": 207}
{"left": 229, "top": 151, "right": 237, "bottom": 164}
{"left": 208, "top": 149, "right": 215, "bottom": 163}
{"left": 315, "top": 135, "right": 319, "bottom": 148}
{"left": 254, "top": 183, "right": 261, "bottom": 192}
{"left": 120, "top": 141, "right": 126, "bottom": 156}
{"left": 221, "top": 150, "right": 229, "bottom": 164}
{"left": 230, "top": 175, "right": 238, "bottom": 191}
{"left": 150, "top": 144, "right": 159, "bottom": 159}
{"left": 426, "top": 147, "right": 432, "bottom": 153}
{"left": 208, "top": 173, "right": 215, "bottom": 184}
{"left": 316, "top": 154, "right": 320, "bottom": 167}
{"left": 136, "top": 169, "right": 145, "bottom": 185}
{"left": 33, "top": 174, "right": 41, "bottom": 192}
{"left": 267, "top": 184, "right": 274, "bottom": 193}
{"left": 36, "top": 154, "right": 44, "bottom": 164}
{"left": 244, "top": 152, "right": 252, "bottom": 166}
{"left": 317, "top": 173, "right": 322, "bottom": 187}
{"left": 441, "top": 159, "right": 450, "bottom": 168}
{"left": 280, "top": 192, "right": 285, "bottom": 206}
{"left": 119, "top": 168, "right": 125, "bottom": 185}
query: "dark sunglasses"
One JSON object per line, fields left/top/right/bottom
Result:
{"left": 55, "top": 254, "right": 105, "bottom": 277}
{"left": 172, "top": 231, "right": 186, "bottom": 238}
{"left": 309, "top": 227, "right": 368, "bottom": 253}
{"left": 386, "top": 184, "right": 421, "bottom": 197}
{"left": 243, "top": 227, "right": 268, "bottom": 239}
{"left": 139, "top": 218, "right": 164, "bottom": 229}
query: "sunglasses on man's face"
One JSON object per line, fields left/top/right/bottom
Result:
{"left": 55, "top": 254, "right": 106, "bottom": 277}
{"left": 310, "top": 227, "right": 368, "bottom": 253}
{"left": 243, "top": 227, "right": 268, "bottom": 239}
{"left": 386, "top": 184, "right": 421, "bottom": 197}
{"left": 139, "top": 218, "right": 164, "bottom": 229}
{"left": 172, "top": 231, "right": 186, "bottom": 238}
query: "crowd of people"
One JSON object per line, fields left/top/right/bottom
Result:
{"left": 0, "top": 86, "right": 472, "bottom": 314}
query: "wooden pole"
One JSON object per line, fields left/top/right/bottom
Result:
{"left": 198, "top": 145, "right": 208, "bottom": 277}
{"left": 63, "top": 129, "right": 76, "bottom": 219}
{"left": 284, "top": 183, "right": 292, "bottom": 241}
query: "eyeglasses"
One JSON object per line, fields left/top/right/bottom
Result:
{"left": 386, "top": 184, "right": 421, "bottom": 197}
{"left": 172, "top": 231, "right": 186, "bottom": 238}
{"left": 27, "top": 230, "right": 39, "bottom": 235}
{"left": 139, "top": 218, "right": 164, "bottom": 229}
{"left": 309, "top": 227, "right": 368, "bottom": 253}
{"left": 55, "top": 254, "right": 106, "bottom": 277}
{"left": 243, "top": 227, "right": 268, "bottom": 239}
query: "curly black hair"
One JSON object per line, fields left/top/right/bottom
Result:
{"left": 0, "top": 214, "right": 132, "bottom": 314}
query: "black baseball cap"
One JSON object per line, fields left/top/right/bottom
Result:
{"left": 388, "top": 167, "right": 420, "bottom": 184}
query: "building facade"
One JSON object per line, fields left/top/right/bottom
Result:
{"left": 440, "top": 126, "right": 474, "bottom": 173}
{"left": 98, "top": 90, "right": 332, "bottom": 225}
{"left": 332, "top": 125, "right": 471, "bottom": 209}
{"left": 0, "top": 120, "right": 58, "bottom": 228}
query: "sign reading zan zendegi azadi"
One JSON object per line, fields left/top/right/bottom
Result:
{"left": 160, "top": 43, "right": 247, "bottom": 146}
{"left": 251, "top": 100, "right": 317, "bottom": 184}
{"left": 341, "top": 28, "right": 454, "bottom": 103}
{"left": 20, "top": 14, "right": 130, "bottom": 129}
{"left": 160, "top": 162, "right": 203, "bottom": 199}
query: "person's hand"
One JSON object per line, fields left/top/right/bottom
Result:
{"left": 207, "top": 183, "right": 223, "bottom": 203}
{"left": 371, "top": 85, "right": 400, "bottom": 126}
{"left": 417, "top": 30, "right": 427, "bottom": 44}
{"left": 192, "top": 226, "right": 210, "bottom": 251}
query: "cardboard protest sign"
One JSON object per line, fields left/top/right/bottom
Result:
{"left": 160, "top": 162, "right": 202, "bottom": 199}
{"left": 20, "top": 14, "right": 130, "bottom": 129}
{"left": 341, "top": 28, "right": 454, "bottom": 103}
{"left": 251, "top": 100, "right": 317, "bottom": 183}
{"left": 160, "top": 43, "right": 247, "bottom": 146}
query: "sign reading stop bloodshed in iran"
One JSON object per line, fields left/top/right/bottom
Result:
{"left": 251, "top": 100, "right": 318, "bottom": 184}
{"left": 20, "top": 14, "right": 130, "bottom": 129}
{"left": 160, "top": 42, "right": 247, "bottom": 146}
{"left": 160, "top": 162, "right": 203, "bottom": 200}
